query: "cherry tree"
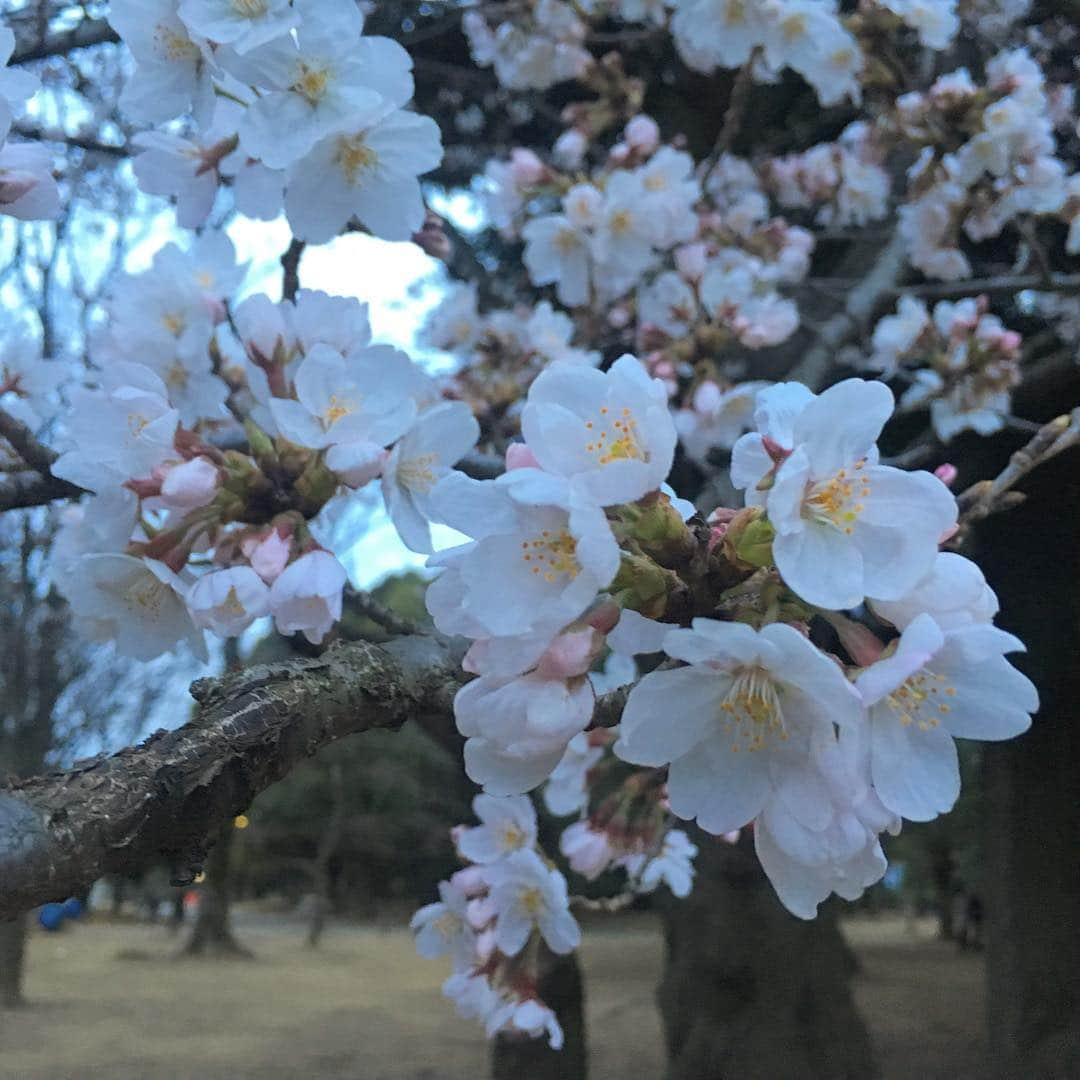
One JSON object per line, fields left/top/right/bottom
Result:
{"left": 1, "top": 1, "right": 1079, "bottom": 1075}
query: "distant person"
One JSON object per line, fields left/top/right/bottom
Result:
{"left": 961, "top": 894, "right": 984, "bottom": 951}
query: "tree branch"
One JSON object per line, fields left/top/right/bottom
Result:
{"left": 891, "top": 272, "right": 1080, "bottom": 301}
{"left": 788, "top": 230, "right": 908, "bottom": 391}
{"left": 11, "top": 17, "right": 120, "bottom": 65}
{"left": 0, "top": 635, "right": 467, "bottom": 919}
{"left": 0, "top": 408, "right": 86, "bottom": 510}
{"left": 0, "top": 470, "right": 85, "bottom": 512}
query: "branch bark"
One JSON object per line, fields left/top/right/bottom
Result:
{"left": 0, "top": 634, "right": 467, "bottom": 919}
{"left": 788, "top": 230, "right": 908, "bottom": 391}
{"left": 11, "top": 17, "right": 120, "bottom": 65}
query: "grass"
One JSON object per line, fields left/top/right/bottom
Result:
{"left": 0, "top": 912, "right": 986, "bottom": 1079}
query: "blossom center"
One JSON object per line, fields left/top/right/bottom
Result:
{"left": 609, "top": 208, "right": 634, "bottom": 236}
{"left": 231, "top": 0, "right": 269, "bottom": 15}
{"left": 295, "top": 63, "right": 331, "bottom": 104}
{"left": 433, "top": 911, "right": 460, "bottom": 940}
{"left": 584, "top": 406, "right": 646, "bottom": 465}
{"left": 519, "top": 887, "right": 545, "bottom": 916}
{"left": 500, "top": 823, "right": 526, "bottom": 851}
{"left": 521, "top": 529, "right": 580, "bottom": 584}
{"left": 221, "top": 586, "right": 247, "bottom": 618}
{"left": 123, "top": 577, "right": 166, "bottom": 615}
{"left": 155, "top": 24, "right": 200, "bottom": 61}
{"left": 322, "top": 393, "right": 357, "bottom": 427}
{"left": 398, "top": 453, "right": 438, "bottom": 493}
{"left": 803, "top": 462, "right": 871, "bottom": 535}
{"left": 553, "top": 227, "right": 581, "bottom": 254}
{"left": 719, "top": 666, "right": 787, "bottom": 752}
{"left": 883, "top": 669, "right": 955, "bottom": 731}
{"left": 335, "top": 135, "right": 378, "bottom": 184}
{"left": 166, "top": 362, "right": 189, "bottom": 390}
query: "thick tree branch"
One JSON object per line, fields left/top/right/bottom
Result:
{"left": 0, "top": 408, "right": 86, "bottom": 510}
{"left": 892, "top": 272, "right": 1080, "bottom": 302}
{"left": 11, "top": 17, "right": 120, "bottom": 65}
{"left": 0, "top": 470, "right": 85, "bottom": 512}
{"left": 0, "top": 635, "right": 467, "bottom": 919}
{"left": 788, "top": 230, "right": 908, "bottom": 391}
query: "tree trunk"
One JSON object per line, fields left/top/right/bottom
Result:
{"left": 0, "top": 916, "right": 27, "bottom": 1009}
{"left": 978, "top": 443, "right": 1080, "bottom": 1079}
{"left": 658, "top": 833, "right": 875, "bottom": 1080}
{"left": 491, "top": 947, "right": 588, "bottom": 1080}
{"left": 307, "top": 762, "right": 345, "bottom": 949}
{"left": 177, "top": 824, "right": 251, "bottom": 959}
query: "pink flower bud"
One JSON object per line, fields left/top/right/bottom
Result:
{"left": 159, "top": 456, "right": 220, "bottom": 511}
{"left": 586, "top": 597, "right": 621, "bottom": 635}
{"left": 552, "top": 129, "right": 588, "bottom": 170}
{"left": 608, "top": 142, "right": 630, "bottom": 166}
{"left": 510, "top": 148, "right": 546, "bottom": 186}
{"left": 674, "top": 243, "right": 708, "bottom": 281}
{"left": 934, "top": 463, "right": 958, "bottom": 487}
{"left": 536, "top": 629, "right": 601, "bottom": 681}
{"left": 624, "top": 114, "right": 660, "bottom": 153}
{"left": 450, "top": 865, "right": 489, "bottom": 897}
{"left": 201, "top": 296, "right": 227, "bottom": 324}
{"left": 247, "top": 528, "right": 292, "bottom": 583}
{"left": 505, "top": 443, "right": 540, "bottom": 471}
{"left": 692, "top": 380, "right": 724, "bottom": 415}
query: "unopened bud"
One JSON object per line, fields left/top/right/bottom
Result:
{"left": 721, "top": 507, "right": 776, "bottom": 570}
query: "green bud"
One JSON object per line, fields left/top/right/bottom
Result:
{"left": 722, "top": 507, "right": 776, "bottom": 571}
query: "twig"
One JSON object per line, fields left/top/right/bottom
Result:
{"left": 957, "top": 409, "right": 1080, "bottom": 525}
{"left": 0, "top": 406, "right": 60, "bottom": 476}
{"left": 787, "top": 230, "right": 908, "bottom": 391}
{"left": 280, "top": 239, "right": 306, "bottom": 303}
{"left": 702, "top": 53, "right": 758, "bottom": 176}
{"left": 347, "top": 587, "right": 423, "bottom": 637}
{"left": 892, "top": 272, "right": 1080, "bottom": 302}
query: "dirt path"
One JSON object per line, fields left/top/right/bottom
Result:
{"left": 0, "top": 915, "right": 984, "bottom": 1078}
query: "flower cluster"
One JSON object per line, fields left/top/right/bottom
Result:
{"left": 549, "top": 731, "right": 699, "bottom": 898}
{"left": 0, "top": 27, "right": 59, "bottom": 221}
{"left": 114, "top": 0, "right": 442, "bottom": 241}
{"left": 894, "top": 48, "right": 1073, "bottom": 279}
{"left": 411, "top": 794, "right": 580, "bottom": 1050}
{"left": 425, "top": 355, "right": 681, "bottom": 793}
{"left": 868, "top": 294, "right": 1023, "bottom": 441}
{"left": 610, "top": 379, "right": 1037, "bottom": 916}
{"left": 463, "top": 0, "right": 592, "bottom": 91}
{"left": 670, "top": 0, "right": 863, "bottom": 106}
{"left": 50, "top": 236, "right": 478, "bottom": 659}
{"left": 422, "top": 291, "right": 599, "bottom": 428}
{"left": 765, "top": 124, "right": 891, "bottom": 229}
{"left": 424, "top": 366, "right": 1038, "bottom": 920}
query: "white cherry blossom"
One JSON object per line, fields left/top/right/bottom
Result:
{"left": 457, "top": 794, "right": 538, "bottom": 865}
{"left": 268, "top": 343, "right": 417, "bottom": 450}
{"left": 63, "top": 554, "right": 207, "bottom": 662}
{"left": 488, "top": 849, "right": 581, "bottom": 956}
{"left": 284, "top": 108, "right": 442, "bottom": 243}
{"left": 268, "top": 549, "right": 347, "bottom": 644}
{"left": 759, "top": 379, "right": 957, "bottom": 610}
{"left": 616, "top": 619, "right": 863, "bottom": 836}
{"left": 517, "top": 355, "right": 677, "bottom": 508}
{"left": 411, "top": 879, "right": 477, "bottom": 968}
{"left": 856, "top": 613, "right": 1038, "bottom": 822}
{"left": 178, "top": 0, "right": 299, "bottom": 54}
{"left": 381, "top": 402, "right": 479, "bottom": 553}
{"left": 187, "top": 566, "right": 271, "bottom": 637}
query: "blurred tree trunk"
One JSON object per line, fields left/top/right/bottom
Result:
{"left": 658, "top": 834, "right": 875, "bottom": 1080}
{"left": 307, "top": 761, "right": 345, "bottom": 948}
{"left": 978, "top": 442, "right": 1080, "bottom": 1079}
{"left": 0, "top": 916, "right": 27, "bottom": 1008}
{"left": 491, "top": 947, "right": 587, "bottom": 1080}
{"left": 178, "top": 823, "right": 251, "bottom": 959}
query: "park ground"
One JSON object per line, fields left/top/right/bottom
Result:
{"left": 1, "top": 912, "right": 986, "bottom": 1079}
